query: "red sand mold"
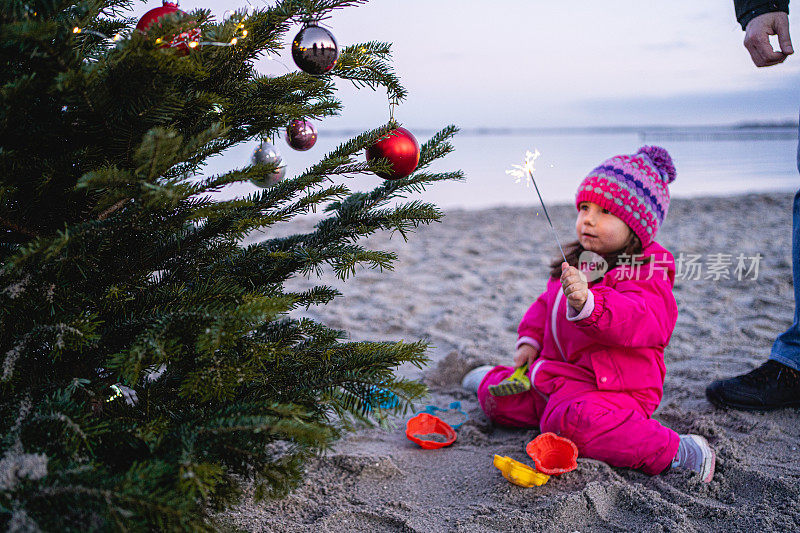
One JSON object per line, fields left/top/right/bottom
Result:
{"left": 526, "top": 432, "right": 578, "bottom": 475}
{"left": 406, "top": 413, "right": 456, "bottom": 449}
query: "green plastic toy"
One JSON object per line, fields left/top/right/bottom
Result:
{"left": 488, "top": 362, "right": 531, "bottom": 396}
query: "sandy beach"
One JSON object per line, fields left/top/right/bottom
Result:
{"left": 220, "top": 191, "right": 800, "bottom": 532}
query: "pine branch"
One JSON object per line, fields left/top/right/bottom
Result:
{"left": 332, "top": 42, "right": 407, "bottom": 102}
{"left": 328, "top": 245, "right": 397, "bottom": 280}
{"left": 32, "top": 482, "right": 212, "bottom": 532}
{"left": 0, "top": 216, "right": 38, "bottom": 238}
{"left": 418, "top": 124, "right": 460, "bottom": 169}
{"left": 0, "top": 1, "right": 460, "bottom": 529}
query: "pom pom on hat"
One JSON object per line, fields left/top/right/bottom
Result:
{"left": 637, "top": 145, "right": 676, "bottom": 184}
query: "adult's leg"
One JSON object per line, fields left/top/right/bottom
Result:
{"left": 477, "top": 365, "right": 546, "bottom": 428}
{"left": 770, "top": 160, "right": 800, "bottom": 369}
{"left": 705, "top": 117, "right": 800, "bottom": 410}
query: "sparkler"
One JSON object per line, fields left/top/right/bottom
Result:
{"left": 506, "top": 150, "right": 567, "bottom": 264}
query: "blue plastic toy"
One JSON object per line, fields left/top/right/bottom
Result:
{"left": 417, "top": 401, "right": 468, "bottom": 430}
{"left": 365, "top": 385, "right": 399, "bottom": 411}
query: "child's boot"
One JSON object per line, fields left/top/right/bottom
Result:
{"left": 461, "top": 365, "right": 494, "bottom": 393}
{"left": 671, "top": 434, "right": 715, "bottom": 483}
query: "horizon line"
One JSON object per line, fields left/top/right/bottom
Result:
{"left": 316, "top": 120, "right": 800, "bottom": 138}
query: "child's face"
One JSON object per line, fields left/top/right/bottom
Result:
{"left": 575, "top": 201, "right": 632, "bottom": 255}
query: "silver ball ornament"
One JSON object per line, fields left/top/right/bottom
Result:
{"left": 251, "top": 141, "right": 286, "bottom": 187}
{"left": 291, "top": 25, "right": 339, "bottom": 75}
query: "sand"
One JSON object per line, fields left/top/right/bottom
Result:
{"left": 220, "top": 191, "right": 800, "bottom": 532}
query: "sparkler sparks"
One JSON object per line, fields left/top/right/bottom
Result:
{"left": 507, "top": 149, "right": 567, "bottom": 264}
{"left": 505, "top": 149, "right": 541, "bottom": 188}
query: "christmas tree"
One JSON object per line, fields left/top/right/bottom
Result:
{"left": 0, "top": 0, "right": 460, "bottom": 530}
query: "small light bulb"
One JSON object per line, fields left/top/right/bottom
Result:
{"left": 155, "top": 37, "right": 162, "bottom": 44}
{"left": 189, "top": 41, "right": 199, "bottom": 48}
{"left": 106, "top": 384, "right": 122, "bottom": 402}
{"left": 73, "top": 26, "right": 81, "bottom": 33}
{"left": 113, "top": 33, "right": 121, "bottom": 41}
{"left": 230, "top": 37, "right": 238, "bottom": 45}
{"left": 241, "top": 29, "right": 248, "bottom": 37}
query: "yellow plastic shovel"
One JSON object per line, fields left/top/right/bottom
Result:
{"left": 488, "top": 362, "right": 530, "bottom": 396}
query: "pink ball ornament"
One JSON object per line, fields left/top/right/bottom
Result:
{"left": 285, "top": 119, "right": 317, "bottom": 151}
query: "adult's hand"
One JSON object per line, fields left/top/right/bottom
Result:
{"left": 744, "top": 11, "right": 793, "bottom": 67}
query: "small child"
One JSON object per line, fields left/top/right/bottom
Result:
{"left": 463, "top": 146, "right": 715, "bottom": 482}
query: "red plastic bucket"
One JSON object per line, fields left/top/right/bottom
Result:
{"left": 406, "top": 413, "right": 457, "bottom": 449}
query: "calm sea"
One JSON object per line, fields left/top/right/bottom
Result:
{"left": 205, "top": 127, "right": 799, "bottom": 210}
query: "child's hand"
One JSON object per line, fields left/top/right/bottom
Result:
{"left": 513, "top": 344, "right": 539, "bottom": 368}
{"left": 561, "top": 262, "right": 589, "bottom": 312}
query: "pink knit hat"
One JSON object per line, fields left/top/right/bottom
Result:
{"left": 575, "top": 146, "right": 676, "bottom": 248}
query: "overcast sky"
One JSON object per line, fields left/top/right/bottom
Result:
{"left": 133, "top": 0, "right": 800, "bottom": 128}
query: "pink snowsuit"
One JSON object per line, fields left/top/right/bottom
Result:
{"left": 478, "top": 241, "right": 680, "bottom": 475}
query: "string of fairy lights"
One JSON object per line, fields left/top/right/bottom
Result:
{"left": 72, "top": 20, "right": 249, "bottom": 49}
{"left": 69, "top": 1, "right": 341, "bottom": 67}
{"left": 70, "top": 0, "right": 343, "bottom": 55}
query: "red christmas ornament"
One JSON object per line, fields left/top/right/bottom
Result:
{"left": 365, "top": 127, "right": 420, "bottom": 180}
{"left": 136, "top": 1, "right": 201, "bottom": 55}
